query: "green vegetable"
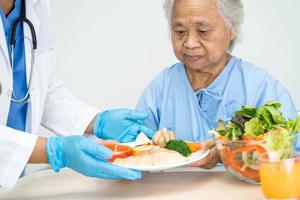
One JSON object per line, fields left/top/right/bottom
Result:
{"left": 265, "top": 128, "right": 293, "bottom": 159}
{"left": 242, "top": 151, "right": 260, "bottom": 169}
{"left": 231, "top": 115, "right": 250, "bottom": 129}
{"left": 212, "top": 101, "right": 300, "bottom": 167}
{"left": 227, "top": 122, "right": 244, "bottom": 140}
{"left": 213, "top": 101, "right": 300, "bottom": 141}
{"left": 215, "top": 120, "right": 243, "bottom": 140}
{"left": 215, "top": 120, "right": 228, "bottom": 136}
{"left": 245, "top": 118, "right": 265, "bottom": 136}
{"left": 265, "top": 105, "right": 285, "bottom": 124}
{"left": 235, "top": 105, "right": 257, "bottom": 118}
{"left": 294, "top": 115, "right": 300, "bottom": 133}
{"left": 265, "top": 101, "right": 282, "bottom": 109}
{"left": 212, "top": 101, "right": 300, "bottom": 159}
{"left": 165, "top": 140, "right": 192, "bottom": 157}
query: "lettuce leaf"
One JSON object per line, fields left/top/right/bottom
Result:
{"left": 235, "top": 105, "right": 257, "bottom": 118}
{"left": 213, "top": 120, "right": 243, "bottom": 140}
{"left": 227, "top": 122, "right": 243, "bottom": 140}
{"left": 265, "top": 105, "right": 285, "bottom": 124}
{"left": 265, "top": 101, "right": 282, "bottom": 109}
{"left": 213, "top": 101, "right": 299, "bottom": 142}
{"left": 245, "top": 118, "right": 265, "bottom": 136}
{"left": 294, "top": 115, "right": 300, "bottom": 133}
{"left": 266, "top": 129, "right": 293, "bottom": 159}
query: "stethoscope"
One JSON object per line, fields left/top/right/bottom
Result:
{"left": 9, "top": 0, "right": 37, "bottom": 104}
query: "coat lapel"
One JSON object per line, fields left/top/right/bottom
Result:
{"left": 0, "top": 16, "right": 10, "bottom": 71}
{"left": 23, "top": 0, "right": 40, "bottom": 133}
{"left": 24, "top": 0, "right": 40, "bottom": 85}
{"left": 0, "top": 19, "right": 11, "bottom": 125}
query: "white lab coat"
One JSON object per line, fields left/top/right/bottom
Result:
{"left": 0, "top": 0, "right": 99, "bottom": 188}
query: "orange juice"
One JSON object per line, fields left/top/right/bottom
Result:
{"left": 259, "top": 158, "right": 300, "bottom": 199}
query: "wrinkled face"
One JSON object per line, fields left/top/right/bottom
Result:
{"left": 171, "top": 0, "right": 235, "bottom": 72}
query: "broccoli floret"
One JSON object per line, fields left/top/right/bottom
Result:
{"left": 165, "top": 140, "right": 192, "bottom": 157}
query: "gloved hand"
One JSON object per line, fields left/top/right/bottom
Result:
{"left": 46, "top": 135, "right": 141, "bottom": 180}
{"left": 93, "top": 108, "right": 154, "bottom": 143}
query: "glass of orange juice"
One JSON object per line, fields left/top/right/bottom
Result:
{"left": 259, "top": 154, "right": 300, "bottom": 199}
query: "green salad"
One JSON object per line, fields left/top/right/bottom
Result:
{"left": 213, "top": 101, "right": 300, "bottom": 158}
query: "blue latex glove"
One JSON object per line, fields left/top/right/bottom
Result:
{"left": 94, "top": 108, "right": 155, "bottom": 143}
{"left": 46, "top": 135, "right": 141, "bottom": 180}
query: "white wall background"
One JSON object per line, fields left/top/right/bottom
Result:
{"left": 50, "top": 0, "right": 300, "bottom": 110}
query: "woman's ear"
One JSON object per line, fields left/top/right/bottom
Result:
{"left": 230, "top": 25, "right": 237, "bottom": 41}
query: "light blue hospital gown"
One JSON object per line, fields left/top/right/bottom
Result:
{"left": 136, "top": 56, "right": 299, "bottom": 149}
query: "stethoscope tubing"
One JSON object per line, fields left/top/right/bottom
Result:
{"left": 8, "top": 0, "right": 37, "bottom": 104}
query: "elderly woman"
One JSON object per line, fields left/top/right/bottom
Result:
{"left": 136, "top": 0, "right": 299, "bottom": 168}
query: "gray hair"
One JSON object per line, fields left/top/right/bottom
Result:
{"left": 163, "top": 0, "right": 244, "bottom": 50}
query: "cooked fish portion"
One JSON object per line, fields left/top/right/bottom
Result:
{"left": 114, "top": 147, "right": 187, "bottom": 166}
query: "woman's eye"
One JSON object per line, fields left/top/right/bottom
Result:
{"left": 198, "top": 30, "right": 209, "bottom": 35}
{"left": 174, "top": 30, "right": 185, "bottom": 36}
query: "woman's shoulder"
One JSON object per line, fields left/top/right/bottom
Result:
{"left": 232, "top": 56, "right": 289, "bottom": 96}
{"left": 232, "top": 56, "right": 296, "bottom": 118}
{"left": 233, "top": 56, "right": 278, "bottom": 84}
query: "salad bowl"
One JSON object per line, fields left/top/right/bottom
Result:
{"left": 212, "top": 101, "right": 300, "bottom": 184}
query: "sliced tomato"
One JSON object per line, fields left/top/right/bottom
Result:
{"left": 240, "top": 166, "right": 260, "bottom": 180}
{"left": 228, "top": 144, "right": 268, "bottom": 181}
{"left": 102, "top": 143, "right": 133, "bottom": 162}
{"left": 233, "top": 144, "right": 267, "bottom": 154}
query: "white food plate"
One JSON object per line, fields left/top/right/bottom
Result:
{"left": 113, "top": 142, "right": 210, "bottom": 171}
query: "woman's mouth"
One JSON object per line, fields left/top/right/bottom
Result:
{"left": 183, "top": 54, "right": 203, "bottom": 62}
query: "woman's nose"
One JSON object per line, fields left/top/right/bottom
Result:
{"left": 183, "top": 33, "right": 201, "bottom": 49}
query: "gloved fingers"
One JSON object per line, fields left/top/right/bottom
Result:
{"left": 117, "top": 123, "right": 154, "bottom": 143}
{"left": 118, "top": 131, "right": 138, "bottom": 143}
{"left": 94, "top": 172, "right": 123, "bottom": 180}
{"left": 119, "top": 135, "right": 136, "bottom": 143}
{"left": 97, "top": 160, "right": 142, "bottom": 180}
{"left": 125, "top": 110, "right": 149, "bottom": 121}
{"left": 93, "top": 111, "right": 109, "bottom": 138}
{"left": 80, "top": 137, "right": 113, "bottom": 160}
{"left": 71, "top": 154, "right": 138, "bottom": 180}
{"left": 139, "top": 125, "right": 155, "bottom": 139}
{"left": 117, "top": 125, "right": 141, "bottom": 143}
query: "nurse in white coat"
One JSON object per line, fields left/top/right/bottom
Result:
{"left": 0, "top": 0, "right": 154, "bottom": 188}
